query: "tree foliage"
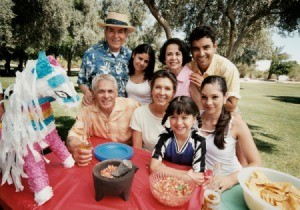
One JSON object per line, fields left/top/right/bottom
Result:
{"left": 12, "top": 0, "right": 72, "bottom": 49}
{"left": 0, "top": 0, "right": 14, "bottom": 47}
{"left": 56, "top": 0, "right": 102, "bottom": 75}
{"left": 288, "top": 63, "right": 300, "bottom": 81}
{"left": 1, "top": 0, "right": 298, "bottom": 76}
{"left": 276, "top": 0, "right": 300, "bottom": 33}
{"left": 268, "top": 47, "right": 296, "bottom": 79}
{"left": 143, "top": 0, "right": 300, "bottom": 61}
{"left": 98, "top": 0, "right": 163, "bottom": 51}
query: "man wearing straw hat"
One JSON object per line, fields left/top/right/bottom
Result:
{"left": 78, "top": 12, "right": 135, "bottom": 106}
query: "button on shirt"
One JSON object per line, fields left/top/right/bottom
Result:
{"left": 78, "top": 41, "right": 131, "bottom": 97}
{"left": 68, "top": 97, "right": 140, "bottom": 145}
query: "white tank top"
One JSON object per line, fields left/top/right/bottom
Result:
{"left": 200, "top": 118, "right": 242, "bottom": 176}
{"left": 126, "top": 79, "right": 152, "bottom": 105}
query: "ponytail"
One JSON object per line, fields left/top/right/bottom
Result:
{"left": 214, "top": 106, "right": 231, "bottom": 149}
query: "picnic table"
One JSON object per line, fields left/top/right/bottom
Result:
{"left": 0, "top": 137, "right": 248, "bottom": 209}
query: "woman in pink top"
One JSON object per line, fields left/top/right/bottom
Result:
{"left": 159, "top": 38, "right": 192, "bottom": 97}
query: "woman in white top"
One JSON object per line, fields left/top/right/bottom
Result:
{"left": 199, "top": 75, "right": 262, "bottom": 192}
{"left": 126, "top": 44, "right": 155, "bottom": 105}
{"left": 130, "top": 70, "right": 177, "bottom": 151}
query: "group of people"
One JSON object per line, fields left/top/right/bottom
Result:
{"left": 66, "top": 11, "right": 262, "bottom": 192}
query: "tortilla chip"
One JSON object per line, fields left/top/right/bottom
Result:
{"left": 245, "top": 170, "right": 300, "bottom": 210}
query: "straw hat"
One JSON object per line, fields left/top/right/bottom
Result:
{"left": 98, "top": 12, "right": 135, "bottom": 33}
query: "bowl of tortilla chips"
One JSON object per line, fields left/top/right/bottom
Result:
{"left": 238, "top": 167, "right": 300, "bottom": 210}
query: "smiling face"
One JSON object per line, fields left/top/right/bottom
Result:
{"left": 191, "top": 37, "right": 217, "bottom": 73}
{"left": 170, "top": 113, "right": 196, "bottom": 140}
{"left": 165, "top": 44, "right": 183, "bottom": 74}
{"left": 151, "top": 78, "right": 175, "bottom": 107}
{"left": 132, "top": 53, "right": 150, "bottom": 74}
{"left": 105, "top": 26, "right": 128, "bottom": 52}
{"left": 200, "top": 83, "right": 226, "bottom": 115}
{"left": 94, "top": 80, "right": 117, "bottom": 114}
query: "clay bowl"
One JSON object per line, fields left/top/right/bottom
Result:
{"left": 92, "top": 159, "right": 138, "bottom": 201}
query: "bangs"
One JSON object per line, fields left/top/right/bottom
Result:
{"left": 172, "top": 101, "right": 194, "bottom": 116}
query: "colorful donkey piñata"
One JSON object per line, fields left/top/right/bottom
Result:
{"left": 0, "top": 51, "right": 80, "bottom": 205}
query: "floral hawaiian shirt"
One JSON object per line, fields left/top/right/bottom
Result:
{"left": 78, "top": 41, "right": 131, "bottom": 97}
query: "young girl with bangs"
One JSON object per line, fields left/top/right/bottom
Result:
{"left": 150, "top": 96, "right": 206, "bottom": 185}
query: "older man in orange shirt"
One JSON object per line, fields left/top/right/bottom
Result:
{"left": 67, "top": 74, "right": 140, "bottom": 166}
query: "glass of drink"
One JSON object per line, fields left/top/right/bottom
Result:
{"left": 81, "top": 122, "right": 92, "bottom": 150}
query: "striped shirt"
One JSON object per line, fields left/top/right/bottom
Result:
{"left": 152, "top": 129, "right": 206, "bottom": 172}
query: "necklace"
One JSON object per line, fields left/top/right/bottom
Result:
{"left": 199, "top": 128, "right": 215, "bottom": 133}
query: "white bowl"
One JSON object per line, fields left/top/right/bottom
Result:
{"left": 238, "top": 166, "right": 300, "bottom": 210}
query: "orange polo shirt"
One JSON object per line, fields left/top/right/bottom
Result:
{"left": 68, "top": 97, "right": 140, "bottom": 145}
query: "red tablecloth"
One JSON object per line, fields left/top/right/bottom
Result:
{"left": 0, "top": 137, "right": 203, "bottom": 210}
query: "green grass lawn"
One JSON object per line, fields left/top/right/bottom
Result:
{"left": 239, "top": 81, "right": 300, "bottom": 178}
{"left": 1, "top": 77, "right": 299, "bottom": 178}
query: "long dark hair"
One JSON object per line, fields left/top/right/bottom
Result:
{"left": 158, "top": 38, "right": 191, "bottom": 66}
{"left": 128, "top": 44, "right": 155, "bottom": 81}
{"left": 200, "top": 76, "right": 231, "bottom": 149}
{"left": 162, "top": 96, "right": 200, "bottom": 129}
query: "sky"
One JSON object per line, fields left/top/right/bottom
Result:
{"left": 272, "top": 32, "right": 300, "bottom": 63}
{"left": 256, "top": 32, "right": 299, "bottom": 71}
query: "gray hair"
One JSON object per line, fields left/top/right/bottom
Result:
{"left": 91, "top": 74, "right": 118, "bottom": 92}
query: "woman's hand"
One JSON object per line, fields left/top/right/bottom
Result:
{"left": 187, "top": 169, "right": 204, "bottom": 185}
{"left": 216, "top": 172, "right": 238, "bottom": 192}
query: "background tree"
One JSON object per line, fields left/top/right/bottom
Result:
{"left": 288, "top": 63, "right": 300, "bottom": 81}
{"left": 267, "top": 47, "right": 296, "bottom": 80}
{"left": 143, "top": 0, "right": 300, "bottom": 61}
{"left": 5, "top": 0, "right": 73, "bottom": 71}
{"left": 54, "top": 0, "right": 102, "bottom": 75}
{"left": 0, "top": 0, "right": 15, "bottom": 73}
{"left": 276, "top": 0, "right": 300, "bottom": 33}
{"left": 99, "top": 0, "right": 163, "bottom": 51}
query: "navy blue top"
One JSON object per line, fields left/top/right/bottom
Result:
{"left": 152, "top": 129, "right": 206, "bottom": 172}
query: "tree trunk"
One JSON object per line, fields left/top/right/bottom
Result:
{"left": 18, "top": 52, "right": 24, "bottom": 72}
{"left": 4, "top": 56, "right": 11, "bottom": 75}
{"left": 143, "top": 0, "right": 172, "bottom": 39}
{"left": 267, "top": 72, "right": 272, "bottom": 80}
{"left": 67, "top": 57, "right": 72, "bottom": 76}
{"left": 225, "top": 1, "right": 236, "bottom": 59}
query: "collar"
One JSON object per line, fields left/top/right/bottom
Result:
{"left": 176, "top": 65, "right": 190, "bottom": 82}
{"left": 190, "top": 54, "right": 217, "bottom": 76}
{"left": 101, "top": 40, "right": 128, "bottom": 57}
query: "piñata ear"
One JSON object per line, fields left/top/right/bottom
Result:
{"left": 36, "top": 51, "right": 53, "bottom": 79}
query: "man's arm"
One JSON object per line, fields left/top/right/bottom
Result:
{"left": 225, "top": 96, "right": 238, "bottom": 112}
{"left": 79, "top": 84, "right": 93, "bottom": 106}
